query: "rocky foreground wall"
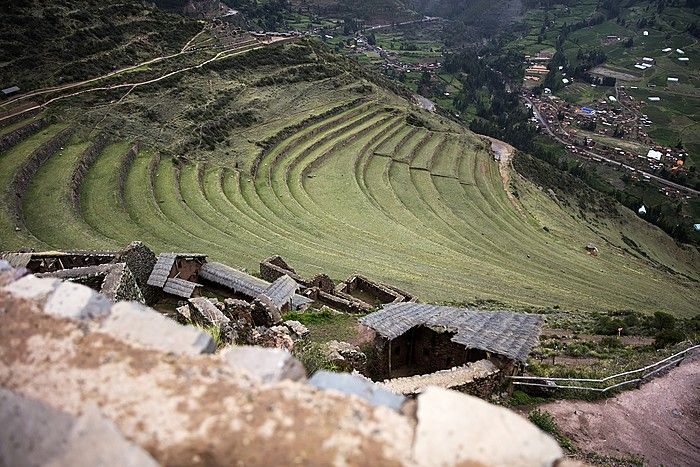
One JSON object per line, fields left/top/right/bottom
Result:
{"left": 0, "top": 268, "right": 569, "bottom": 467}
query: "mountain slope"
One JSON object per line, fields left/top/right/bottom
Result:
{"left": 0, "top": 24, "right": 697, "bottom": 316}
{"left": 0, "top": 0, "right": 200, "bottom": 90}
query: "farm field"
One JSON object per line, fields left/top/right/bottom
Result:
{"left": 546, "top": 1, "right": 700, "bottom": 168}
{"left": 0, "top": 40, "right": 698, "bottom": 317}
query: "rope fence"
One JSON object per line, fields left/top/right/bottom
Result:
{"left": 509, "top": 344, "right": 699, "bottom": 393}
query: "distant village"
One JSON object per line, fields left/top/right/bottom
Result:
{"left": 522, "top": 44, "right": 694, "bottom": 202}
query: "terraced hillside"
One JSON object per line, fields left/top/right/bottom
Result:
{"left": 0, "top": 40, "right": 698, "bottom": 316}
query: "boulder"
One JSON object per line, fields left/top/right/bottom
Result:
{"left": 252, "top": 325, "right": 294, "bottom": 352}
{"left": 220, "top": 346, "right": 306, "bottom": 383}
{"left": 101, "top": 302, "right": 215, "bottom": 355}
{"left": 413, "top": 387, "right": 563, "bottom": 467}
{"left": 322, "top": 340, "right": 367, "bottom": 372}
{"left": 0, "top": 388, "right": 158, "bottom": 467}
{"left": 43, "top": 281, "right": 111, "bottom": 321}
{"left": 309, "top": 371, "right": 405, "bottom": 411}
{"left": 284, "top": 319, "right": 309, "bottom": 339}
{"left": 223, "top": 298, "right": 254, "bottom": 324}
{"left": 223, "top": 298, "right": 255, "bottom": 345}
{"left": 251, "top": 294, "right": 281, "bottom": 326}
{"left": 3, "top": 275, "right": 60, "bottom": 302}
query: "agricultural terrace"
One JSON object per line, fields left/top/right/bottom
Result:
{"left": 0, "top": 42, "right": 698, "bottom": 317}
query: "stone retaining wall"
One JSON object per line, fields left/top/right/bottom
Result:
{"left": 10, "top": 126, "right": 75, "bottom": 228}
{"left": 116, "top": 142, "right": 139, "bottom": 207}
{"left": 69, "top": 133, "right": 109, "bottom": 210}
{"left": 0, "top": 118, "right": 48, "bottom": 153}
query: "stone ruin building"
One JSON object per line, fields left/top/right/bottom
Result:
{"left": 360, "top": 303, "right": 543, "bottom": 397}
{"left": 0, "top": 242, "right": 157, "bottom": 304}
{"left": 0, "top": 244, "right": 544, "bottom": 397}
{"left": 260, "top": 255, "right": 414, "bottom": 312}
{"left": 147, "top": 252, "right": 207, "bottom": 299}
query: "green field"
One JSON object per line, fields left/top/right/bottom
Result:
{"left": 0, "top": 41, "right": 698, "bottom": 317}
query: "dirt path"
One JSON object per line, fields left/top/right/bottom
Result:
{"left": 484, "top": 136, "right": 525, "bottom": 216}
{"left": 540, "top": 354, "right": 700, "bottom": 466}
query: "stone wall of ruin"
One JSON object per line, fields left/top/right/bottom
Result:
{"left": 259, "top": 256, "right": 308, "bottom": 285}
{"left": 372, "top": 328, "right": 490, "bottom": 380}
{"left": 113, "top": 242, "right": 159, "bottom": 305}
{"left": 0, "top": 118, "right": 48, "bottom": 153}
{"left": 10, "top": 127, "right": 75, "bottom": 227}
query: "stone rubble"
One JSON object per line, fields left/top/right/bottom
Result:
{"left": 0, "top": 272, "right": 568, "bottom": 466}
{"left": 322, "top": 340, "right": 368, "bottom": 372}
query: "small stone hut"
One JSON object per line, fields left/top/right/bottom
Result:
{"left": 147, "top": 252, "right": 207, "bottom": 299}
{"left": 359, "top": 303, "right": 543, "bottom": 380}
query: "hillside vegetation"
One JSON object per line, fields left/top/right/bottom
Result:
{"left": 0, "top": 0, "right": 200, "bottom": 90}
{"left": 0, "top": 34, "right": 697, "bottom": 316}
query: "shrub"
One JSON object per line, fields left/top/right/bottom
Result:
{"left": 651, "top": 311, "right": 676, "bottom": 331}
{"left": 594, "top": 316, "right": 625, "bottom": 335}
{"left": 528, "top": 409, "right": 574, "bottom": 451}
{"left": 653, "top": 329, "right": 686, "bottom": 349}
{"left": 599, "top": 336, "right": 623, "bottom": 349}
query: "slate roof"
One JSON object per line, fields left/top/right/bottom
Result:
{"left": 200, "top": 262, "right": 312, "bottom": 309}
{"left": 36, "top": 263, "right": 115, "bottom": 279}
{"left": 263, "top": 274, "right": 299, "bottom": 309}
{"left": 147, "top": 253, "right": 177, "bottom": 287}
{"left": 359, "top": 303, "right": 543, "bottom": 363}
{"left": 0, "top": 250, "right": 117, "bottom": 268}
{"left": 0, "top": 252, "right": 32, "bottom": 268}
{"left": 163, "top": 278, "right": 200, "bottom": 298}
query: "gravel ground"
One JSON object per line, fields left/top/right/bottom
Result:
{"left": 540, "top": 353, "right": 700, "bottom": 466}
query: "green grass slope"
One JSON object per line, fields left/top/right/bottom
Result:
{"left": 0, "top": 40, "right": 698, "bottom": 316}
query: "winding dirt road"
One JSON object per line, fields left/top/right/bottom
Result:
{"left": 540, "top": 353, "right": 700, "bottom": 466}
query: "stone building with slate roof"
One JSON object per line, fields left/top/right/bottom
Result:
{"left": 359, "top": 303, "right": 543, "bottom": 380}
{"left": 147, "top": 252, "right": 206, "bottom": 298}
{"left": 199, "top": 262, "right": 312, "bottom": 310}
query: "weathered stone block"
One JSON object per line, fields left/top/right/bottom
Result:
{"left": 413, "top": 387, "right": 563, "bottom": 466}
{"left": 322, "top": 340, "right": 367, "bottom": 372}
{"left": 308, "top": 371, "right": 406, "bottom": 411}
{"left": 44, "top": 281, "right": 111, "bottom": 320}
{"left": 3, "top": 275, "right": 61, "bottom": 302}
{"left": 251, "top": 294, "right": 281, "bottom": 326}
{"left": 220, "top": 346, "right": 306, "bottom": 383}
{"left": 284, "top": 320, "right": 309, "bottom": 339}
{"left": 251, "top": 326, "right": 294, "bottom": 351}
{"left": 101, "top": 302, "right": 215, "bottom": 355}
{"left": 0, "top": 388, "right": 157, "bottom": 467}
